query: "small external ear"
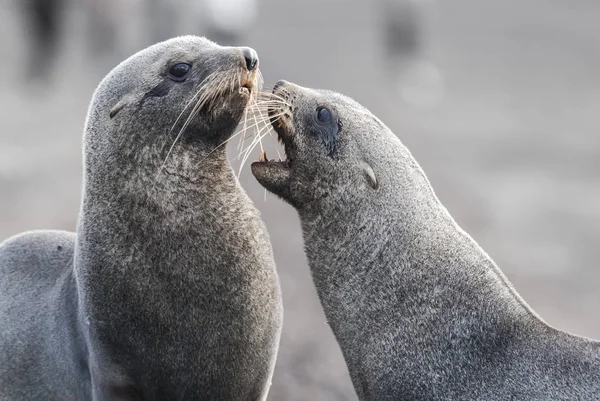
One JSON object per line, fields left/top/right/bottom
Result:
{"left": 362, "top": 161, "right": 378, "bottom": 189}
{"left": 109, "top": 95, "right": 135, "bottom": 119}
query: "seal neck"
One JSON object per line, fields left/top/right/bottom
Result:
{"left": 73, "top": 148, "right": 252, "bottom": 327}
{"left": 299, "top": 151, "right": 544, "bottom": 397}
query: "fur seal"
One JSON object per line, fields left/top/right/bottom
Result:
{"left": 251, "top": 81, "right": 600, "bottom": 400}
{"left": 0, "top": 36, "right": 282, "bottom": 401}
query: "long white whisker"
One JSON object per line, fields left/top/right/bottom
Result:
{"left": 237, "top": 120, "right": 272, "bottom": 164}
{"left": 238, "top": 104, "right": 249, "bottom": 153}
{"left": 233, "top": 112, "right": 284, "bottom": 141}
{"left": 246, "top": 102, "right": 289, "bottom": 110}
{"left": 253, "top": 101, "right": 283, "bottom": 161}
{"left": 199, "top": 113, "right": 279, "bottom": 162}
{"left": 166, "top": 70, "right": 222, "bottom": 135}
{"left": 155, "top": 70, "right": 227, "bottom": 181}
{"left": 233, "top": 112, "right": 285, "bottom": 155}
{"left": 236, "top": 119, "right": 276, "bottom": 180}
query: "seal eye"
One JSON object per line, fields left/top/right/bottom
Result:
{"left": 310, "top": 106, "right": 340, "bottom": 157}
{"left": 169, "top": 63, "right": 191, "bottom": 81}
{"left": 316, "top": 107, "right": 332, "bottom": 123}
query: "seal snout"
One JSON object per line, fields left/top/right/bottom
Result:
{"left": 236, "top": 48, "right": 259, "bottom": 99}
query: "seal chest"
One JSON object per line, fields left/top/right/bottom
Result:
{"left": 0, "top": 36, "right": 282, "bottom": 401}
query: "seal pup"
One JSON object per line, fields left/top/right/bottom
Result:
{"left": 251, "top": 81, "right": 600, "bottom": 400}
{"left": 0, "top": 36, "right": 282, "bottom": 401}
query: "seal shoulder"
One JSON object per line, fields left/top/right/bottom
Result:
{"left": 0, "top": 230, "right": 75, "bottom": 276}
{"left": 0, "top": 230, "right": 79, "bottom": 400}
{"left": 0, "top": 229, "right": 76, "bottom": 323}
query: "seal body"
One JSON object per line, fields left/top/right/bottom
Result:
{"left": 251, "top": 81, "right": 600, "bottom": 400}
{"left": 0, "top": 36, "right": 282, "bottom": 401}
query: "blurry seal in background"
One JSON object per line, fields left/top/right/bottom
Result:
{"left": 20, "top": 0, "right": 63, "bottom": 80}
{"left": 252, "top": 81, "right": 600, "bottom": 400}
{"left": 143, "top": 0, "right": 260, "bottom": 46}
{"left": 378, "top": 0, "right": 444, "bottom": 107}
{"left": 202, "top": 0, "right": 259, "bottom": 45}
{"left": 0, "top": 36, "right": 282, "bottom": 400}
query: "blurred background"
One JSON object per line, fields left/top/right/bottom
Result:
{"left": 2, "top": 0, "right": 600, "bottom": 399}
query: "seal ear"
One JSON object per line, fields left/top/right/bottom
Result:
{"left": 109, "top": 95, "right": 135, "bottom": 119}
{"left": 361, "top": 161, "right": 378, "bottom": 189}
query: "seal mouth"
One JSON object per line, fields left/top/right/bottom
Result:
{"left": 239, "top": 73, "right": 254, "bottom": 96}
{"left": 192, "top": 68, "right": 258, "bottom": 118}
{"left": 250, "top": 81, "right": 299, "bottom": 197}
{"left": 255, "top": 119, "right": 292, "bottom": 169}
{"left": 238, "top": 71, "right": 256, "bottom": 98}
{"left": 252, "top": 81, "right": 294, "bottom": 171}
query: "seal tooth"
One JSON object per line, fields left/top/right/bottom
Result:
{"left": 258, "top": 150, "right": 267, "bottom": 163}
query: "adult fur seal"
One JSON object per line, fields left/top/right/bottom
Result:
{"left": 251, "top": 81, "right": 600, "bottom": 400}
{"left": 0, "top": 36, "right": 282, "bottom": 401}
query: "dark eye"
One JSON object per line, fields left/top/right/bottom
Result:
{"left": 169, "top": 63, "right": 191, "bottom": 81}
{"left": 316, "top": 106, "right": 332, "bottom": 123}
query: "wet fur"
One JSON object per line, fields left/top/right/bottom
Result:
{"left": 252, "top": 82, "right": 600, "bottom": 400}
{"left": 0, "top": 36, "right": 282, "bottom": 401}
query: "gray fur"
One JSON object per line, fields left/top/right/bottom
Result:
{"left": 252, "top": 81, "right": 600, "bottom": 400}
{"left": 0, "top": 36, "right": 282, "bottom": 401}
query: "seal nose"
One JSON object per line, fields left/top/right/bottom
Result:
{"left": 242, "top": 47, "right": 259, "bottom": 71}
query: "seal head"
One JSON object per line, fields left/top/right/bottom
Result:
{"left": 89, "top": 36, "right": 260, "bottom": 177}
{"left": 252, "top": 80, "right": 383, "bottom": 209}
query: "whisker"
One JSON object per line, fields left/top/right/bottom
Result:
{"left": 238, "top": 92, "right": 259, "bottom": 155}
{"left": 236, "top": 122, "right": 274, "bottom": 180}
{"left": 257, "top": 70, "right": 264, "bottom": 90}
{"left": 233, "top": 114, "right": 281, "bottom": 154}
{"left": 256, "top": 91, "right": 286, "bottom": 99}
{"left": 237, "top": 119, "right": 272, "bottom": 162}
{"left": 233, "top": 112, "right": 285, "bottom": 149}
{"left": 238, "top": 115, "right": 277, "bottom": 160}
{"left": 246, "top": 99, "right": 291, "bottom": 111}
{"left": 247, "top": 100, "right": 288, "bottom": 107}
{"left": 195, "top": 110, "right": 285, "bottom": 166}
{"left": 168, "top": 70, "right": 223, "bottom": 133}
{"left": 252, "top": 108, "right": 265, "bottom": 157}
{"left": 155, "top": 69, "right": 228, "bottom": 181}
{"left": 253, "top": 101, "right": 283, "bottom": 161}
{"left": 256, "top": 93, "right": 290, "bottom": 105}
{"left": 238, "top": 102, "right": 250, "bottom": 153}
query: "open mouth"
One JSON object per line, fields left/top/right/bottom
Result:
{"left": 249, "top": 79, "right": 300, "bottom": 195}
{"left": 253, "top": 110, "right": 293, "bottom": 170}
{"left": 250, "top": 83, "right": 297, "bottom": 194}
{"left": 256, "top": 149, "right": 290, "bottom": 168}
